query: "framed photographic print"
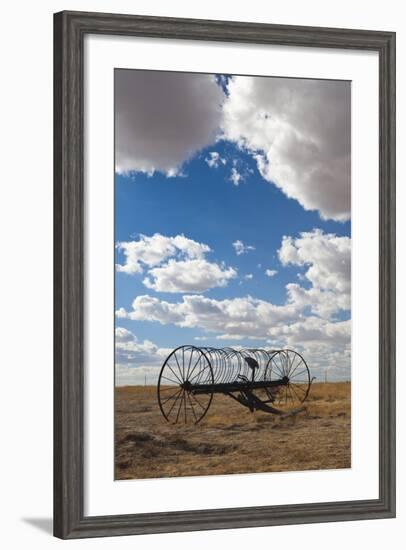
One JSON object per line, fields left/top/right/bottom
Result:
{"left": 54, "top": 11, "right": 396, "bottom": 539}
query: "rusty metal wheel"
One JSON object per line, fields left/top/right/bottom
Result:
{"left": 157, "top": 345, "right": 214, "bottom": 424}
{"left": 265, "top": 349, "right": 311, "bottom": 412}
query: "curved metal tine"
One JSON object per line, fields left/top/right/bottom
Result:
{"left": 278, "top": 350, "right": 288, "bottom": 376}
{"left": 205, "top": 348, "right": 217, "bottom": 383}
{"left": 202, "top": 349, "right": 212, "bottom": 381}
{"left": 250, "top": 349, "right": 261, "bottom": 381}
{"left": 238, "top": 350, "right": 248, "bottom": 382}
{"left": 265, "top": 350, "right": 278, "bottom": 379}
{"left": 223, "top": 348, "right": 232, "bottom": 383}
{"left": 224, "top": 348, "right": 232, "bottom": 382}
{"left": 217, "top": 349, "right": 227, "bottom": 383}
{"left": 222, "top": 348, "right": 233, "bottom": 382}
{"left": 199, "top": 360, "right": 211, "bottom": 384}
{"left": 202, "top": 347, "right": 216, "bottom": 385}
{"left": 212, "top": 349, "right": 220, "bottom": 383}
{"left": 257, "top": 349, "right": 270, "bottom": 379}
{"left": 216, "top": 348, "right": 226, "bottom": 383}
{"left": 274, "top": 350, "right": 286, "bottom": 378}
{"left": 238, "top": 349, "right": 247, "bottom": 382}
{"left": 223, "top": 349, "right": 232, "bottom": 383}
{"left": 226, "top": 348, "right": 236, "bottom": 383}
{"left": 207, "top": 349, "right": 216, "bottom": 383}
{"left": 243, "top": 349, "right": 254, "bottom": 382}
{"left": 266, "top": 350, "right": 281, "bottom": 380}
{"left": 216, "top": 349, "right": 224, "bottom": 383}
{"left": 263, "top": 350, "right": 273, "bottom": 381}
{"left": 241, "top": 350, "right": 251, "bottom": 380}
{"left": 200, "top": 349, "right": 213, "bottom": 384}
{"left": 185, "top": 346, "right": 196, "bottom": 381}
{"left": 261, "top": 349, "right": 269, "bottom": 380}
{"left": 259, "top": 349, "right": 268, "bottom": 379}
{"left": 230, "top": 349, "right": 242, "bottom": 383}
{"left": 189, "top": 360, "right": 210, "bottom": 384}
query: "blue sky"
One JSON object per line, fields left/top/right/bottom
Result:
{"left": 114, "top": 70, "right": 351, "bottom": 384}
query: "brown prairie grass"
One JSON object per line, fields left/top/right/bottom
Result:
{"left": 115, "top": 382, "right": 351, "bottom": 480}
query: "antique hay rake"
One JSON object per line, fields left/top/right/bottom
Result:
{"left": 157, "top": 346, "right": 312, "bottom": 424}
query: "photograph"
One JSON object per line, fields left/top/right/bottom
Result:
{"left": 114, "top": 68, "right": 352, "bottom": 480}
{"left": 0, "top": 1, "right": 398, "bottom": 545}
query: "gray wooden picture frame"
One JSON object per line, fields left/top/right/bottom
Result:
{"left": 54, "top": 10, "right": 396, "bottom": 539}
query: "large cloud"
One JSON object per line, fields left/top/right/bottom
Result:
{"left": 143, "top": 258, "right": 236, "bottom": 293}
{"left": 117, "top": 293, "right": 302, "bottom": 337}
{"left": 116, "top": 233, "right": 210, "bottom": 275}
{"left": 115, "top": 70, "right": 224, "bottom": 174}
{"left": 116, "top": 233, "right": 237, "bottom": 293}
{"left": 221, "top": 76, "right": 351, "bottom": 220}
{"left": 279, "top": 229, "right": 351, "bottom": 317}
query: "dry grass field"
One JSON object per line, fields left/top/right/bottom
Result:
{"left": 115, "top": 382, "right": 351, "bottom": 480}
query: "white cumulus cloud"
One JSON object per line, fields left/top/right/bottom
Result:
{"left": 222, "top": 76, "right": 351, "bottom": 221}
{"left": 116, "top": 233, "right": 210, "bottom": 275}
{"left": 117, "top": 293, "right": 301, "bottom": 337}
{"left": 278, "top": 229, "right": 351, "bottom": 318}
{"left": 116, "top": 233, "right": 237, "bottom": 293}
{"left": 143, "top": 258, "right": 237, "bottom": 293}
{"left": 278, "top": 229, "right": 351, "bottom": 299}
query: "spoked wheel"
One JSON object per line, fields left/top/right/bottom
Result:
{"left": 265, "top": 349, "right": 311, "bottom": 412}
{"left": 157, "top": 345, "right": 214, "bottom": 424}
